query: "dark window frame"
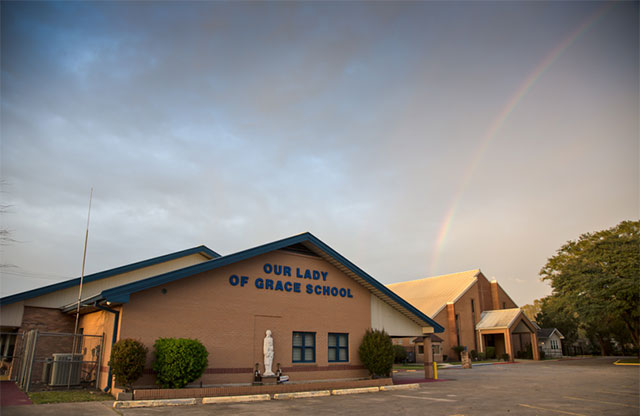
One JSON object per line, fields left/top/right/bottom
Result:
{"left": 292, "top": 332, "right": 316, "bottom": 363}
{"left": 328, "top": 333, "right": 349, "bottom": 363}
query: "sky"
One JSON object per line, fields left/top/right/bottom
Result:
{"left": 1, "top": 1, "right": 638, "bottom": 307}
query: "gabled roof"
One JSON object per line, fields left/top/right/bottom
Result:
{"left": 386, "top": 269, "right": 481, "bottom": 317}
{"left": 93, "top": 232, "right": 443, "bottom": 332}
{"left": 475, "top": 308, "right": 536, "bottom": 333}
{"left": 537, "top": 328, "right": 565, "bottom": 340}
{"left": 0, "top": 245, "right": 220, "bottom": 306}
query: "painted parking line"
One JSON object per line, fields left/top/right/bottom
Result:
{"left": 392, "top": 394, "right": 455, "bottom": 402}
{"left": 518, "top": 404, "right": 587, "bottom": 416}
{"left": 564, "top": 396, "right": 640, "bottom": 408}
{"left": 596, "top": 390, "right": 639, "bottom": 396}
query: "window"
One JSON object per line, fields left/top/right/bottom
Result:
{"left": 471, "top": 299, "right": 475, "bottom": 313}
{"left": 433, "top": 344, "right": 441, "bottom": 354}
{"left": 418, "top": 345, "right": 424, "bottom": 354}
{"left": 292, "top": 332, "right": 315, "bottom": 363}
{"left": 455, "top": 314, "right": 461, "bottom": 345}
{"left": 502, "top": 302, "right": 506, "bottom": 309}
{"left": 551, "top": 339, "right": 559, "bottom": 350}
{"left": 328, "top": 333, "right": 348, "bottom": 362}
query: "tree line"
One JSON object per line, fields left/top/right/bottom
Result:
{"left": 525, "top": 220, "right": 639, "bottom": 356}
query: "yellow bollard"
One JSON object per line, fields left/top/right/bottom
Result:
{"left": 433, "top": 361, "right": 437, "bottom": 380}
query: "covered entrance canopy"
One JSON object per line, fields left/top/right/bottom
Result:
{"left": 475, "top": 308, "right": 539, "bottom": 361}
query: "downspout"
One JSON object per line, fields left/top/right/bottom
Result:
{"left": 94, "top": 302, "right": 119, "bottom": 393}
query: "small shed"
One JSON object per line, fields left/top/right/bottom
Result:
{"left": 537, "top": 328, "right": 564, "bottom": 358}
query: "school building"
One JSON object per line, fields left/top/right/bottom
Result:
{"left": 0, "top": 233, "right": 444, "bottom": 394}
{"left": 387, "top": 269, "right": 540, "bottom": 362}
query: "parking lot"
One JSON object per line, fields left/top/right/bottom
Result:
{"left": 3, "top": 357, "right": 639, "bottom": 416}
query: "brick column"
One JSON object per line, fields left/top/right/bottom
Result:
{"left": 490, "top": 281, "right": 500, "bottom": 310}
{"left": 504, "top": 329, "right": 513, "bottom": 362}
{"left": 423, "top": 336, "right": 434, "bottom": 379}
{"left": 446, "top": 302, "right": 457, "bottom": 356}
{"left": 531, "top": 332, "right": 540, "bottom": 360}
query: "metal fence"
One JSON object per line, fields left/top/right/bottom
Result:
{"left": 10, "top": 330, "right": 104, "bottom": 392}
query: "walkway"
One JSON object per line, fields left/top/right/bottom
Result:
{"left": 0, "top": 381, "right": 32, "bottom": 406}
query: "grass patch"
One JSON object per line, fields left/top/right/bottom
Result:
{"left": 393, "top": 364, "right": 424, "bottom": 369}
{"left": 28, "top": 389, "right": 113, "bottom": 404}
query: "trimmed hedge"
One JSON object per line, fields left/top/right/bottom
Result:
{"left": 109, "top": 339, "right": 147, "bottom": 392}
{"left": 452, "top": 345, "right": 465, "bottom": 360}
{"left": 393, "top": 345, "right": 408, "bottom": 363}
{"left": 485, "top": 346, "right": 496, "bottom": 359}
{"left": 359, "top": 329, "right": 394, "bottom": 378}
{"left": 153, "top": 338, "right": 208, "bottom": 389}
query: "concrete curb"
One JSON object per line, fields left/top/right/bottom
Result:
{"left": 613, "top": 360, "right": 640, "bottom": 366}
{"left": 113, "top": 398, "right": 197, "bottom": 409}
{"left": 203, "top": 394, "right": 271, "bottom": 404}
{"left": 273, "top": 390, "right": 331, "bottom": 400}
{"left": 113, "top": 384, "right": 400, "bottom": 408}
{"left": 331, "top": 386, "right": 380, "bottom": 395}
{"left": 380, "top": 383, "right": 420, "bottom": 391}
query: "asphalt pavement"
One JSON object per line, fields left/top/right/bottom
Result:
{"left": 2, "top": 357, "right": 638, "bottom": 416}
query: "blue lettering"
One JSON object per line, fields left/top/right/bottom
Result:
{"left": 284, "top": 281, "right": 292, "bottom": 292}
{"left": 284, "top": 266, "right": 291, "bottom": 277}
{"left": 274, "top": 265, "right": 282, "bottom": 275}
{"left": 347, "top": 288, "right": 353, "bottom": 298}
{"left": 294, "top": 282, "right": 301, "bottom": 293}
{"left": 331, "top": 287, "right": 338, "bottom": 296}
{"left": 313, "top": 271, "right": 320, "bottom": 280}
{"left": 297, "top": 268, "right": 303, "bottom": 278}
{"left": 323, "top": 286, "right": 330, "bottom": 296}
{"left": 306, "top": 284, "right": 313, "bottom": 294}
{"left": 314, "top": 285, "right": 322, "bottom": 295}
{"left": 265, "top": 279, "right": 274, "bottom": 290}
{"left": 339, "top": 288, "right": 346, "bottom": 297}
{"left": 304, "top": 270, "right": 312, "bottom": 279}
{"left": 229, "top": 275, "right": 239, "bottom": 286}
{"left": 321, "top": 271, "right": 328, "bottom": 281}
{"left": 263, "top": 264, "right": 272, "bottom": 274}
{"left": 275, "top": 280, "right": 284, "bottom": 291}
{"left": 240, "top": 276, "right": 249, "bottom": 287}
{"left": 255, "top": 278, "right": 264, "bottom": 289}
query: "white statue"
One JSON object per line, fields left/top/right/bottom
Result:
{"left": 263, "top": 330, "right": 275, "bottom": 376}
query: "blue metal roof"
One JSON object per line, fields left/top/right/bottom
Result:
{"left": 0, "top": 245, "right": 220, "bottom": 306}
{"left": 99, "top": 233, "right": 444, "bottom": 332}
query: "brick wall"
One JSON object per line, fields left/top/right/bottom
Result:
{"left": 11, "top": 306, "right": 76, "bottom": 382}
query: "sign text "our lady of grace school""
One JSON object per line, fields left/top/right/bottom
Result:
{"left": 228, "top": 263, "right": 354, "bottom": 299}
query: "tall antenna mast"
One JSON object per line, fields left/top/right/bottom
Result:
{"left": 73, "top": 187, "right": 93, "bottom": 336}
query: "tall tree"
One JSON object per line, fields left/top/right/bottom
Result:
{"left": 521, "top": 298, "right": 543, "bottom": 322}
{"left": 539, "top": 220, "right": 640, "bottom": 353}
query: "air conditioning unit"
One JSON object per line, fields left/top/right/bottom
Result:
{"left": 41, "top": 358, "right": 53, "bottom": 384}
{"left": 49, "top": 353, "right": 82, "bottom": 386}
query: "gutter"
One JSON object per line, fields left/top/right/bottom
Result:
{"left": 94, "top": 302, "right": 119, "bottom": 393}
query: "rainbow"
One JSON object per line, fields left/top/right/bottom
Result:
{"left": 429, "top": 3, "right": 615, "bottom": 275}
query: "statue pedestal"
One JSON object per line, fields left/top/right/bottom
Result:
{"left": 262, "top": 375, "right": 278, "bottom": 385}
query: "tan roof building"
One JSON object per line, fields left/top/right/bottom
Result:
{"left": 387, "top": 269, "right": 535, "bottom": 362}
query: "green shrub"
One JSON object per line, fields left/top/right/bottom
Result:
{"left": 109, "top": 339, "right": 147, "bottom": 392}
{"left": 470, "top": 349, "right": 478, "bottom": 360}
{"left": 393, "top": 345, "right": 408, "bottom": 363}
{"left": 477, "top": 352, "right": 486, "bottom": 360}
{"left": 485, "top": 346, "right": 496, "bottom": 359}
{"left": 452, "top": 345, "right": 465, "bottom": 360}
{"left": 153, "top": 338, "right": 208, "bottom": 389}
{"left": 501, "top": 353, "right": 510, "bottom": 361}
{"left": 358, "top": 329, "right": 394, "bottom": 378}
{"left": 539, "top": 350, "right": 546, "bottom": 360}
